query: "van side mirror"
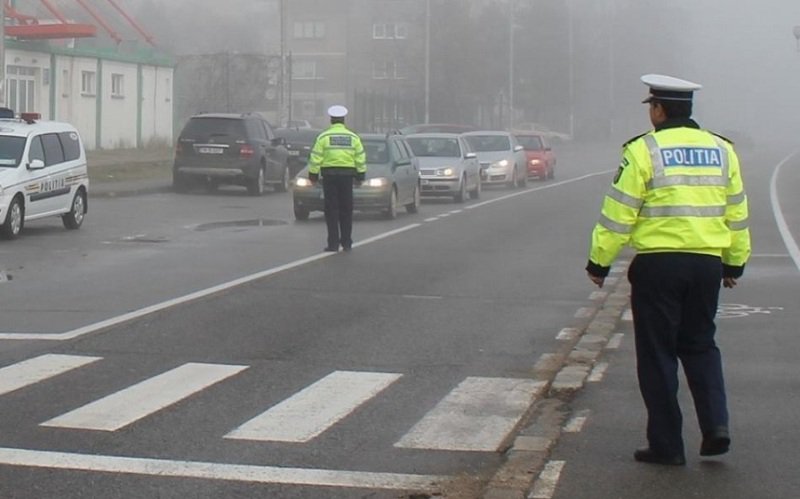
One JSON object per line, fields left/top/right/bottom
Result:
{"left": 28, "top": 159, "right": 45, "bottom": 170}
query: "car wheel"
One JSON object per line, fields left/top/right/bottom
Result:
{"left": 247, "top": 167, "right": 265, "bottom": 196}
{"left": 62, "top": 189, "right": 86, "bottom": 230}
{"left": 294, "top": 204, "right": 310, "bottom": 221}
{"left": 385, "top": 187, "right": 398, "bottom": 219}
{"left": 469, "top": 175, "right": 481, "bottom": 199}
{"left": 548, "top": 167, "right": 555, "bottom": 179}
{"left": 275, "top": 165, "right": 290, "bottom": 193}
{"left": 173, "top": 172, "right": 189, "bottom": 193}
{"left": 406, "top": 183, "right": 420, "bottom": 213}
{"left": 205, "top": 179, "right": 219, "bottom": 193}
{"left": 518, "top": 167, "right": 528, "bottom": 187}
{"left": 0, "top": 196, "right": 24, "bottom": 239}
{"left": 507, "top": 167, "right": 517, "bottom": 188}
{"left": 454, "top": 176, "right": 467, "bottom": 203}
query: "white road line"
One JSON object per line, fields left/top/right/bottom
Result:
{"left": 0, "top": 224, "right": 421, "bottom": 342}
{"left": 555, "top": 328, "right": 579, "bottom": 341}
{"left": 563, "top": 413, "right": 589, "bottom": 433}
{"left": 394, "top": 377, "right": 546, "bottom": 452}
{"left": 604, "top": 276, "right": 618, "bottom": 286}
{"left": 587, "top": 362, "right": 608, "bottom": 382}
{"left": 0, "top": 355, "right": 102, "bottom": 397}
{"left": 574, "top": 307, "right": 595, "bottom": 319}
{"left": 449, "top": 210, "right": 462, "bottom": 214}
{"left": 41, "top": 363, "right": 248, "bottom": 431}
{"left": 424, "top": 217, "right": 439, "bottom": 222}
{"left": 0, "top": 447, "right": 447, "bottom": 491}
{"left": 225, "top": 371, "right": 402, "bottom": 443}
{"left": 438, "top": 213, "right": 451, "bottom": 218}
{"left": 621, "top": 309, "right": 633, "bottom": 321}
{"left": 770, "top": 151, "right": 800, "bottom": 273}
{"left": 529, "top": 460, "right": 566, "bottom": 499}
{"left": 465, "top": 171, "right": 614, "bottom": 210}
{"left": 606, "top": 333, "right": 624, "bottom": 350}
{"left": 589, "top": 290, "right": 608, "bottom": 301}
{"left": 402, "top": 295, "right": 443, "bottom": 300}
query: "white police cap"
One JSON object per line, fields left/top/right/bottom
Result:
{"left": 641, "top": 74, "right": 702, "bottom": 103}
{"left": 328, "top": 105, "right": 348, "bottom": 118}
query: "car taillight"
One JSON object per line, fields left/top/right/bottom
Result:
{"left": 240, "top": 144, "right": 255, "bottom": 158}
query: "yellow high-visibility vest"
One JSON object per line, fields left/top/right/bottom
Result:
{"left": 308, "top": 123, "right": 366, "bottom": 174}
{"left": 589, "top": 126, "right": 750, "bottom": 269}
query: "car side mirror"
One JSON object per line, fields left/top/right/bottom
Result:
{"left": 465, "top": 152, "right": 477, "bottom": 159}
{"left": 513, "top": 145, "right": 524, "bottom": 152}
{"left": 28, "top": 159, "right": 45, "bottom": 170}
{"left": 393, "top": 158, "right": 411, "bottom": 168}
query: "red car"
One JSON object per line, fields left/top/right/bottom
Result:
{"left": 513, "top": 132, "right": 556, "bottom": 180}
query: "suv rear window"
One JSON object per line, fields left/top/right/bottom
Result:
{"left": 0, "top": 136, "right": 25, "bottom": 167}
{"left": 181, "top": 118, "right": 245, "bottom": 138}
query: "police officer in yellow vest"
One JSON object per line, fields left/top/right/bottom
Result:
{"left": 586, "top": 74, "right": 751, "bottom": 466}
{"left": 308, "top": 105, "right": 366, "bottom": 252}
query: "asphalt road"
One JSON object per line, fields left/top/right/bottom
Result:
{"left": 0, "top": 140, "right": 797, "bottom": 498}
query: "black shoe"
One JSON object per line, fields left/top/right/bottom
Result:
{"left": 323, "top": 246, "right": 338, "bottom": 252}
{"left": 634, "top": 448, "right": 686, "bottom": 466}
{"left": 700, "top": 427, "right": 730, "bottom": 456}
{"left": 342, "top": 245, "right": 352, "bottom": 252}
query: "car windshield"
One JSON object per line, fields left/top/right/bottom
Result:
{"left": 181, "top": 118, "right": 245, "bottom": 137}
{"left": 0, "top": 136, "right": 25, "bottom": 168}
{"left": 515, "top": 135, "right": 544, "bottom": 150}
{"left": 465, "top": 135, "right": 511, "bottom": 152}
{"left": 406, "top": 137, "right": 461, "bottom": 157}
{"left": 364, "top": 140, "right": 390, "bottom": 163}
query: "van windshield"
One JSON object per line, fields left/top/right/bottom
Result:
{"left": 0, "top": 136, "right": 25, "bottom": 167}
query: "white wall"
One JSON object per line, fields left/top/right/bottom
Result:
{"left": 100, "top": 60, "right": 138, "bottom": 149}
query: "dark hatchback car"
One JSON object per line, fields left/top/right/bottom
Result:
{"left": 274, "top": 127, "right": 322, "bottom": 179}
{"left": 173, "top": 113, "right": 290, "bottom": 195}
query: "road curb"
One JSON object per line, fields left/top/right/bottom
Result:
{"left": 481, "top": 268, "right": 631, "bottom": 499}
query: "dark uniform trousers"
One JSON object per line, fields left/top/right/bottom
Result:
{"left": 321, "top": 170, "right": 355, "bottom": 249}
{"left": 628, "top": 252, "right": 728, "bottom": 457}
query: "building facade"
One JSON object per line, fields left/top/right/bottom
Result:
{"left": 5, "top": 40, "right": 174, "bottom": 150}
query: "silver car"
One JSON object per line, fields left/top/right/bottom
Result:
{"left": 463, "top": 131, "right": 528, "bottom": 188}
{"left": 405, "top": 133, "right": 482, "bottom": 202}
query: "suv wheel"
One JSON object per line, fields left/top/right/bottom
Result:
{"left": 248, "top": 167, "right": 265, "bottom": 196}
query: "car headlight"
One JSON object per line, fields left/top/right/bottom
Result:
{"left": 437, "top": 167, "right": 456, "bottom": 177}
{"left": 530, "top": 159, "right": 541, "bottom": 165}
{"left": 363, "top": 177, "right": 389, "bottom": 187}
{"left": 294, "top": 177, "right": 312, "bottom": 187}
{"left": 495, "top": 159, "right": 509, "bottom": 168}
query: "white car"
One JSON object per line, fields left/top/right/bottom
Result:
{"left": 0, "top": 111, "right": 89, "bottom": 239}
{"left": 463, "top": 131, "right": 528, "bottom": 188}
{"left": 405, "top": 133, "right": 482, "bottom": 202}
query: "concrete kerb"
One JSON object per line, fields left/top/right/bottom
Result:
{"left": 481, "top": 273, "right": 631, "bottom": 499}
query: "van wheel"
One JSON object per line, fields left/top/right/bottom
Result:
{"left": 62, "top": 189, "right": 87, "bottom": 230}
{"left": 248, "top": 167, "right": 265, "bottom": 196}
{"left": 1, "top": 196, "right": 24, "bottom": 239}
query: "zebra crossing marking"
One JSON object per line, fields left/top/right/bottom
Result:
{"left": 0, "top": 447, "right": 448, "bottom": 491}
{"left": 0, "top": 354, "right": 102, "bottom": 397}
{"left": 225, "top": 371, "right": 402, "bottom": 443}
{"left": 41, "top": 363, "right": 248, "bottom": 431}
{"left": 395, "top": 377, "right": 546, "bottom": 452}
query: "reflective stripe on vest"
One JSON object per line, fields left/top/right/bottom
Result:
{"left": 642, "top": 135, "right": 729, "bottom": 189}
{"left": 606, "top": 186, "right": 643, "bottom": 209}
{"left": 598, "top": 213, "right": 634, "bottom": 234}
{"left": 639, "top": 205, "right": 726, "bottom": 218}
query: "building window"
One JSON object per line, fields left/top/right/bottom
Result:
{"left": 62, "top": 69, "right": 70, "bottom": 98}
{"left": 293, "top": 61, "right": 318, "bottom": 80}
{"left": 372, "top": 61, "right": 404, "bottom": 80}
{"left": 293, "top": 21, "right": 325, "bottom": 39}
{"left": 6, "top": 65, "right": 37, "bottom": 112}
{"left": 165, "top": 77, "right": 172, "bottom": 103}
{"left": 111, "top": 74, "right": 124, "bottom": 98}
{"left": 373, "top": 23, "right": 408, "bottom": 39}
{"left": 81, "top": 71, "right": 96, "bottom": 96}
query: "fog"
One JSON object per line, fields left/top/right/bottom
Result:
{"left": 114, "top": 0, "right": 800, "bottom": 144}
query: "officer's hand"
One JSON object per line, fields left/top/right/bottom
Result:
{"left": 588, "top": 272, "right": 605, "bottom": 288}
{"left": 722, "top": 277, "right": 737, "bottom": 289}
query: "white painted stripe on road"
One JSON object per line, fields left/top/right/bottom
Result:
{"left": 41, "top": 363, "right": 248, "bottom": 431}
{"left": 394, "top": 377, "right": 545, "bottom": 452}
{"left": 574, "top": 307, "right": 595, "bottom": 319}
{"left": 424, "top": 217, "right": 439, "bottom": 222}
{"left": 225, "top": 371, "right": 402, "bottom": 443}
{"left": 589, "top": 290, "right": 608, "bottom": 301}
{"left": 621, "top": 308, "right": 633, "bottom": 321}
{"left": 604, "top": 277, "right": 618, "bottom": 286}
{"left": 0, "top": 355, "right": 102, "bottom": 397}
{"left": 0, "top": 447, "right": 447, "bottom": 491}
{"left": 449, "top": 210, "right": 462, "bottom": 214}
{"left": 402, "top": 295, "right": 443, "bottom": 300}
{"left": 587, "top": 362, "right": 608, "bottom": 382}
{"left": 606, "top": 333, "right": 624, "bottom": 350}
{"left": 555, "top": 328, "right": 578, "bottom": 341}
{"left": 770, "top": 151, "right": 800, "bottom": 273}
{"left": 563, "top": 414, "right": 588, "bottom": 433}
{"left": 438, "top": 213, "right": 451, "bottom": 218}
{"left": 529, "top": 460, "right": 566, "bottom": 499}
{"left": 465, "top": 171, "right": 614, "bottom": 211}
{"left": 0, "top": 225, "right": 421, "bottom": 341}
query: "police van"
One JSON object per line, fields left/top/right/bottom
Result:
{"left": 0, "top": 109, "right": 89, "bottom": 239}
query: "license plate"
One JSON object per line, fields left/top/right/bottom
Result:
{"left": 288, "top": 150, "right": 300, "bottom": 156}
{"left": 421, "top": 179, "right": 430, "bottom": 185}
{"left": 198, "top": 147, "right": 223, "bottom": 154}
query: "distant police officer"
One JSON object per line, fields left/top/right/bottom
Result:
{"left": 308, "top": 105, "right": 366, "bottom": 252}
{"left": 586, "top": 74, "right": 751, "bottom": 465}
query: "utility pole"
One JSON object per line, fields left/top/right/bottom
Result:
{"left": 0, "top": 0, "right": 5, "bottom": 107}
{"left": 424, "top": 0, "right": 431, "bottom": 123}
{"left": 508, "top": 0, "right": 515, "bottom": 129}
{"left": 279, "top": 0, "right": 287, "bottom": 125}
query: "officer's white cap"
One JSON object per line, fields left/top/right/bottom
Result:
{"left": 328, "top": 105, "right": 348, "bottom": 118}
{"left": 641, "top": 74, "right": 702, "bottom": 103}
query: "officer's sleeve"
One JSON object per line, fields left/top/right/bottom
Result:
{"left": 587, "top": 144, "right": 646, "bottom": 276}
{"left": 353, "top": 135, "right": 366, "bottom": 174}
{"left": 722, "top": 146, "right": 751, "bottom": 277}
{"left": 308, "top": 135, "right": 326, "bottom": 175}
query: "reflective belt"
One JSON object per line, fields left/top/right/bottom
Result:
{"left": 640, "top": 205, "right": 726, "bottom": 218}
